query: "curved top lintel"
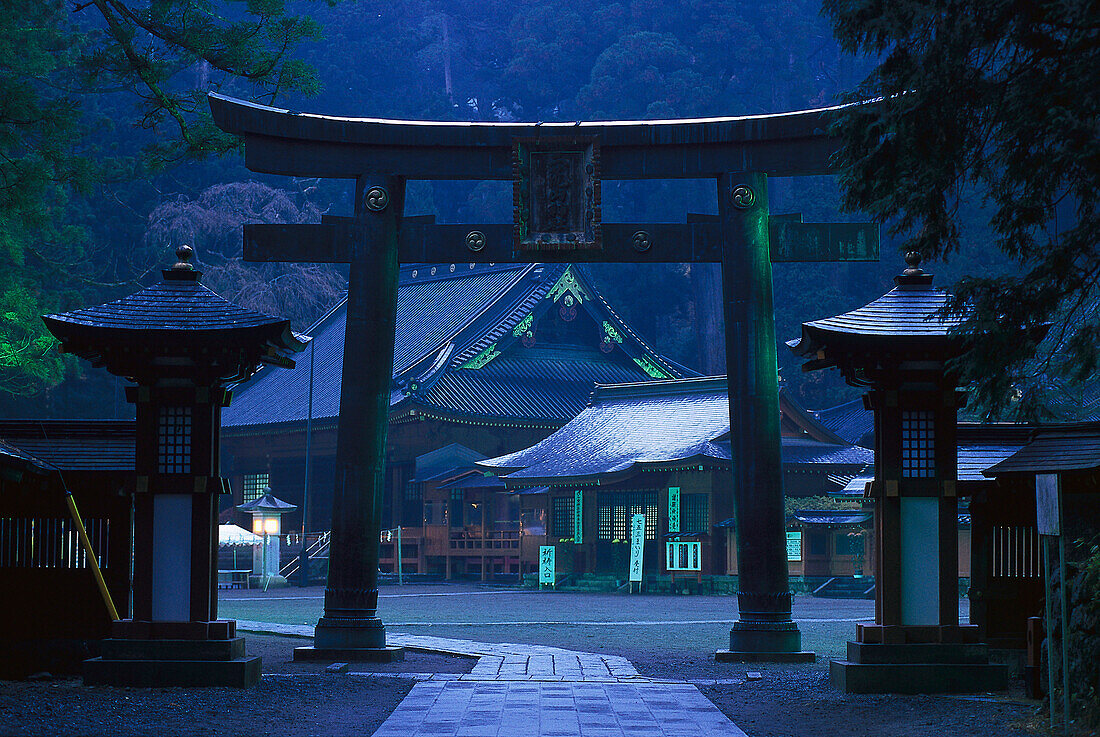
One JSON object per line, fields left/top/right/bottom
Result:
{"left": 208, "top": 93, "right": 850, "bottom": 179}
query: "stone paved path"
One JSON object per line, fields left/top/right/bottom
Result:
{"left": 238, "top": 621, "right": 747, "bottom": 736}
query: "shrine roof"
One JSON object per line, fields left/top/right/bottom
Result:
{"left": 0, "top": 420, "right": 134, "bottom": 471}
{"left": 983, "top": 422, "right": 1100, "bottom": 475}
{"left": 811, "top": 398, "right": 875, "bottom": 448}
{"left": 777, "top": 437, "right": 874, "bottom": 468}
{"left": 411, "top": 350, "right": 653, "bottom": 425}
{"left": 479, "top": 377, "right": 873, "bottom": 485}
{"left": 792, "top": 510, "right": 871, "bottom": 526}
{"left": 222, "top": 262, "right": 684, "bottom": 430}
{"left": 837, "top": 435, "right": 1028, "bottom": 491}
{"left": 0, "top": 439, "right": 52, "bottom": 475}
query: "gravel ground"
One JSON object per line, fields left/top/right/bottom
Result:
{"left": 627, "top": 653, "right": 1042, "bottom": 737}
{"left": 0, "top": 587, "right": 1049, "bottom": 736}
{"left": 0, "top": 635, "right": 473, "bottom": 737}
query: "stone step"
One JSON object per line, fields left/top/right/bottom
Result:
{"left": 830, "top": 659, "right": 1008, "bottom": 694}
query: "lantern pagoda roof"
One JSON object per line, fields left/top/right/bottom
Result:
{"left": 42, "top": 246, "right": 306, "bottom": 380}
{"left": 788, "top": 253, "right": 969, "bottom": 378}
{"left": 236, "top": 490, "right": 297, "bottom": 514}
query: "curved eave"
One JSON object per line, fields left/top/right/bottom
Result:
{"left": 497, "top": 453, "right": 730, "bottom": 489}
{"left": 790, "top": 323, "right": 965, "bottom": 365}
{"left": 209, "top": 94, "right": 845, "bottom": 179}
{"left": 390, "top": 399, "right": 566, "bottom": 430}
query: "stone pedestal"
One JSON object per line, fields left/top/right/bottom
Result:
{"left": 294, "top": 616, "right": 404, "bottom": 662}
{"left": 717, "top": 621, "right": 816, "bottom": 662}
{"left": 83, "top": 619, "right": 260, "bottom": 688}
{"left": 829, "top": 623, "right": 1007, "bottom": 693}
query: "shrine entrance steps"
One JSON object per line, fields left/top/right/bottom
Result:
{"left": 811, "top": 576, "right": 876, "bottom": 599}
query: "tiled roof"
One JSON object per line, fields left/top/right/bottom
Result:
{"left": 812, "top": 398, "right": 874, "bottom": 448}
{"left": 480, "top": 377, "right": 872, "bottom": 485}
{"left": 0, "top": 420, "right": 134, "bottom": 471}
{"left": 792, "top": 511, "right": 871, "bottom": 526}
{"left": 836, "top": 435, "right": 1027, "bottom": 489}
{"left": 0, "top": 439, "right": 52, "bottom": 474}
{"left": 959, "top": 444, "right": 1027, "bottom": 481}
{"left": 43, "top": 273, "right": 286, "bottom": 333}
{"left": 223, "top": 262, "right": 684, "bottom": 430}
{"left": 984, "top": 423, "right": 1100, "bottom": 475}
{"left": 788, "top": 268, "right": 968, "bottom": 367}
{"left": 778, "top": 437, "right": 874, "bottom": 467}
{"left": 411, "top": 350, "right": 649, "bottom": 424}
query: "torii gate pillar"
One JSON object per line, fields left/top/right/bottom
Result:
{"left": 715, "top": 173, "right": 809, "bottom": 660}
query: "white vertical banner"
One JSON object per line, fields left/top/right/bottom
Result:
{"left": 539, "top": 545, "right": 556, "bottom": 585}
{"left": 628, "top": 513, "right": 646, "bottom": 582}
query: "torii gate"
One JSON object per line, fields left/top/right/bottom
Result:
{"left": 209, "top": 93, "right": 878, "bottom": 662}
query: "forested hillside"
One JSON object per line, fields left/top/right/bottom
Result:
{"left": 0, "top": 0, "right": 1072, "bottom": 418}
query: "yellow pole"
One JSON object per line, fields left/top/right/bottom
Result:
{"left": 64, "top": 490, "right": 119, "bottom": 621}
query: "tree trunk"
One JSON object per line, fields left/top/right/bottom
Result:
{"left": 691, "top": 263, "right": 726, "bottom": 375}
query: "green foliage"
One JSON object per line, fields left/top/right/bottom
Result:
{"left": 0, "top": 0, "right": 327, "bottom": 400}
{"left": 784, "top": 494, "right": 861, "bottom": 520}
{"left": 824, "top": 0, "right": 1100, "bottom": 418}
{"left": 1069, "top": 540, "right": 1100, "bottom": 729}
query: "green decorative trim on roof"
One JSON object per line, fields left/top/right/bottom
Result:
{"left": 459, "top": 342, "right": 501, "bottom": 370}
{"left": 602, "top": 321, "right": 623, "bottom": 344}
{"left": 512, "top": 314, "right": 534, "bottom": 337}
{"left": 548, "top": 267, "right": 590, "bottom": 305}
{"left": 633, "top": 356, "right": 671, "bottom": 379}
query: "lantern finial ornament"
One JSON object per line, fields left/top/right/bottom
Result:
{"left": 174, "top": 245, "right": 195, "bottom": 271}
{"left": 903, "top": 250, "right": 923, "bottom": 275}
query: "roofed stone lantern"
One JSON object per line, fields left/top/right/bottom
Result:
{"left": 43, "top": 245, "right": 305, "bottom": 687}
{"left": 790, "top": 253, "right": 1008, "bottom": 693}
{"left": 237, "top": 490, "right": 297, "bottom": 586}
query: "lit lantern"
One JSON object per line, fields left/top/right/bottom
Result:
{"left": 237, "top": 490, "right": 297, "bottom": 585}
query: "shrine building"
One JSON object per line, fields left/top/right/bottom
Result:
{"left": 219, "top": 262, "right": 689, "bottom": 547}
{"left": 478, "top": 376, "right": 874, "bottom": 588}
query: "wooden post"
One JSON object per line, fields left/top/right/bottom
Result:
{"left": 716, "top": 172, "right": 808, "bottom": 660}
{"left": 300, "top": 176, "right": 406, "bottom": 661}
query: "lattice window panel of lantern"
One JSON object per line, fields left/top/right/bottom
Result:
{"left": 901, "top": 410, "right": 935, "bottom": 478}
{"left": 550, "top": 495, "right": 575, "bottom": 539}
{"left": 597, "top": 491, "right": 657, "bottom": 541}
{"left": 157, "top": 406, "right": 192, "bottom": 474}
{"left": 242, "top": 473, "right": 269, "bottom": 504}
{"left": 682, "top": 494, "right": 709, "bottom": 534}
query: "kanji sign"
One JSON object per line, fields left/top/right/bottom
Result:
{"left": 786, "top": 532, "right": 802, "bottom": 561}
{"left": 574, "top": 490, "right": 584, "bottom": 544}
{"left": 668, "top": 487, "right": 681, "bottom": 533}
{"left": 539, "top": 546, "right": 556, "bottom": 585}
{"left": 628, "top": 513, "right": 646, "bottom": 583}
